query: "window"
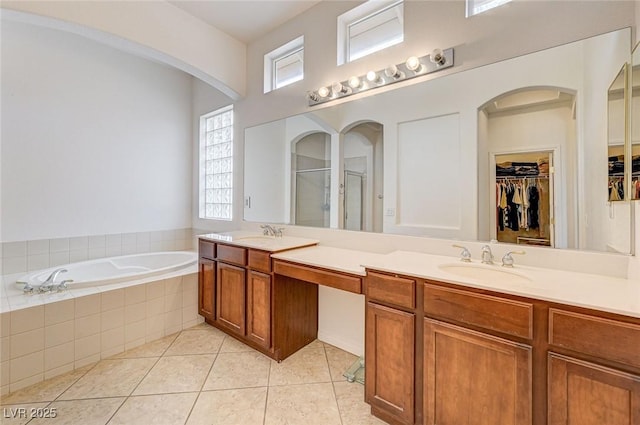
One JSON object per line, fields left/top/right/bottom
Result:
{"left": 200, "top": 106, "right": 233, "bottom": 221}
{"left": 264, "top": 36, "right": 304, "bottom": 93}
{"left": 338, "top": 0, "right": 404, "bottom": 65}
{"left": 466, "top": 0, "right": 511, "bottom": 17}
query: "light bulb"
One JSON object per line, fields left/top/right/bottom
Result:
{"left": 317, "top": 86, "right": 330, "bottom": 98}
{"left": 307, "top": 91, "right": 319, "bottom": 102}
{"left": 332, "top": 81, "right": 347, "bottom": 95}
{"left": 405, "top": 56, "right": 423, "bottom": 73}
{"left": 366, "top": 71, "right": 381, "bottom": 84}
{"left": 429, "top": 48, "right": 445, "bottom": 66}
{"left": 384, "top": 64, "right": 403, "bottom": 80}
{"left": 348, "top": 76, "right": 361, "bottom": 89}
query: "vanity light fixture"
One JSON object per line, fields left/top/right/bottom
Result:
{"left": 307, "top": 47, "right": 454, "bottom": 106}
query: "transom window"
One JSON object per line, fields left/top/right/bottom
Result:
{"left": 338, "top": 0, "right": 404, "bottom": 65}
{"left": 264, "top": 36, "right": 304, "bottom": 93}
{"left": 200, "top": 106, "right": 233, "bottom": 221}
{"left": 466, "top": 0, "right": 511, "bottom": 17}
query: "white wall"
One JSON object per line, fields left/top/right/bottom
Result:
{"left": 1, "top": 21, "right": 193, "bottom": 242}
{"left": 1, "top": 1, "right": 246, "bottom": 98}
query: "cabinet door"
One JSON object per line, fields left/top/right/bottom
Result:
{"left": 198, "top": 258, "right": 215, "bottom": 321}
{"left": 216, "top": 262, "right": 246, "bottom": 335}
{"left": 365, "top": 302, "right": 415, "bottom": 425}
{"left": 246, "top": 270, "right": 272, "bottom": 349}
{"left": 548, "top": 353, "right": 640, "bottom": 425}
{"left": 424, "top": 318, "right": 532, "bottom": 425}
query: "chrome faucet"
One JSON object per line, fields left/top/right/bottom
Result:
{"left": 480, "top": 245, "right": 494, "bottom": 264}
{"left": 40, "top": 268, "right": 68, "bottom": 291}
{"left": 260, "top": 224, "right": 284, "bottom": 237}
{"left": 452, "top": 244, "right": 471, "bottom": 262}
{"left": 501, "top": 250, "right": 525, "bottom": 267}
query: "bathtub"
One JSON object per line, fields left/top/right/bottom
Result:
{"left": 17, "top": 251, "right": 197, "bottom": 289}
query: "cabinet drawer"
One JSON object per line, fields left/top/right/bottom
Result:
{"left": 217, "top": 244, "right": 247, "bottom": 266}
{"left": 248, "top": 249, "right": 272, "bottom": 273}
{"left": 424, "top": 283, "right": 533, "bottom": 340}
{"left": 273, "top": 260, "right": 362, "bottom": 294}
{"left": 199, "top": 239, "right": 215, "bottom": 260}
{"left": 366, "top": 272, "right": 415, "bottom": 309}
{"left": 549, "top": 309, "right": 640, "bottom": 368}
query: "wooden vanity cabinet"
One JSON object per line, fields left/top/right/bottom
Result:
{"left": 365, "top": 272, "right": 417, "bottom": 425}
{"left": 198, "top": 240, "right": 216, "bottom": 322}
{"left": 547, "top": 308, "right": 640, "bottom": 425}
{"left": 198, "top": 238, "right": 317, "bottom": 361}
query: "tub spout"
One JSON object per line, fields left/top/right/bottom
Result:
{"left": 40, "top": 268, "right": 67, "bottom": 292}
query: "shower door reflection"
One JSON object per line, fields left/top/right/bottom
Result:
{"left": 344, "top": 171, "right": 364, "bottom": 231}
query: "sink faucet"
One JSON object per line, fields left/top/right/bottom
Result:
{"left": 501, "top": 250, "right": 525, "bottom": 267}
{"left": 481, "top": 245, "right": 494, "bottom": 264}
{"left": 260, "top": 224, "right": 284, "bottom": 237}
{"left": 452, "top": 244, "right": 471, "bottom": 262}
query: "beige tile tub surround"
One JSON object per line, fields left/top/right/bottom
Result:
{"left": 0, "top": 273, "right": 201, "bottom": 395}
{"left": 1, "top": 228, "right": 198, "bottom": 275}
{"left": 0, "top": 323, "right": 376, "bottom": 425}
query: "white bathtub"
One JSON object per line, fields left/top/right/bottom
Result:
{"left": 17, "top": 251, "right": 197, "bottom": 289}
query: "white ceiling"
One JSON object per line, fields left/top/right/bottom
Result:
{"left": 169, "top": 0, "right": 321, "bottom": 44}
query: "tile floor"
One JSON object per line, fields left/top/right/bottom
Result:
{"left": 0, "top": 323, "right": 386, "bottom": 425}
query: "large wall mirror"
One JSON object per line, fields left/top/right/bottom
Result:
{"left": 244, "top": 28, "right": 634, "bottom": 254}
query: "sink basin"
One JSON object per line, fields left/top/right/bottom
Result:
{"left": 438, "top": 263, "right": 531, "bottom": 285}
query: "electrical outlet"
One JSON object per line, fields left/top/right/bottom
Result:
{"left": 244, "top": 196, "right": 251, "bottom": 208}
{"left": 385, "top": 208, "right": 395, "bottom": 217}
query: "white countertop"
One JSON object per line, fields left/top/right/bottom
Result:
{"left": 270, "top": 245, "right": 640, "bottom": 318}
{"left": 199, "top": 231, "right": 319, "bottom": 252}
{"left": 271, "top": 246, "right": 387, "bottom": 276}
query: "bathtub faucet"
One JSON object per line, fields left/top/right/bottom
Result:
{"left": 39, "top": 268, "right": 68, "bottom": 292}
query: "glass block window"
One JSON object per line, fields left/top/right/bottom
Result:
{"left": 264, "top": 36, "right": 304, "bottom": 93}
{"left": 200, "top": 106, "right": 233, "bottom": 220}
{"left": 466, "top": 0, "right": 511, "bottom": 17}
{"left": 338, "top": 1, "right": 404, "bottom": 65}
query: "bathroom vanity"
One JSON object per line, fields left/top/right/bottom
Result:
{"left": 198, "top": 236, "right": 640, "bottom": 425}
{"left": 198, "top": 233, "right": 322, "bottom": 361}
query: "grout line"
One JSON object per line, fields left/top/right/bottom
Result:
{"left": 323, "top": 343, "right": 344, "bottom": 425}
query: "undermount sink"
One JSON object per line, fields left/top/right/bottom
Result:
{"left": 438, "top": 263, "right": 532, "bottom": 285}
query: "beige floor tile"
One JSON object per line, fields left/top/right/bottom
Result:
{"left": 203, "top": 351, "right": 270, "bottom": 390}
{"left": 28, "top": 397, "right": 125, "bottom": 425}
{"left": 0, "top": 402, "right": 49, "bottom": 425}
{"left": 218, "top": 335, "right": 256, "bottom": 353}
{"left": 1, "top": 365, "right": 93, "bottom": 405}
{"left": 183, "top": 322, "right": 216, "bottom": 332}
{"left": 133, "top": 354, "right": 215, "bottom": 395}
{"left": 186, "top": 387, "right": 267, "bottom": 425}
{"left": 111, "top": 333, "right": 178, "bottom": 359}
{"left": 59, "top": 358, "right": 157, "bottom": 400}
{"left": 107, "top": 392, "right": 198, "bottom": 425}
{"left": 164, "top": 330, "right": 224, "bottom": 356}
{"left": 264, "top": 382, "right": 341, "bottom": 425}
{"left": 305, "top": 339, "right": 325, "bottom": 350}
{"left": 324, "top": 345, "right": 359, "bottom": 382}
{"left": 268, "top": 347, "right": 330, "bottom": 386}
{"left": 333, "top": 381, "right": 387, "bottom": 425}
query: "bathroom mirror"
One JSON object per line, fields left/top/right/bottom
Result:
{"left": 244, "top": 28, "right": 633, "bottom": 254}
